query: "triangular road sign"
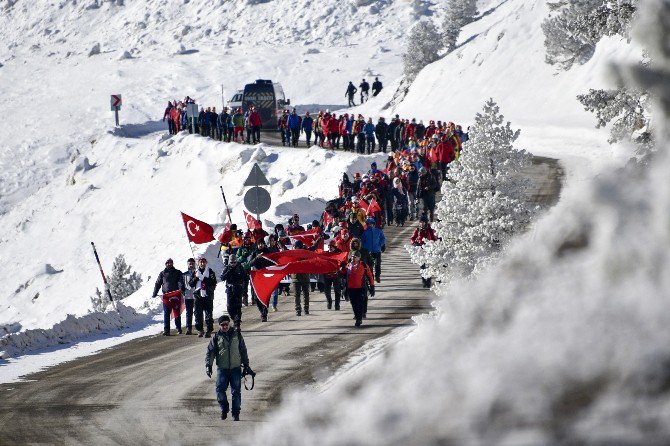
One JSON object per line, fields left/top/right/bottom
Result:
{"left": 243, "top": 163, "right": 270, "bottom": 187}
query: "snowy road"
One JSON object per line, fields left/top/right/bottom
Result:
{"left": 0, "top": 157, "right": 562, "bottom": 446}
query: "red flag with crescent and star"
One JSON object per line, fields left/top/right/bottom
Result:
{"left": 244, "top": 210, "right": 262, "bottom": 230}
{"left": 181, "top": 212, "right": 215, "bottom": 244}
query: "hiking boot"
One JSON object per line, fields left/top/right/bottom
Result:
{"left": 177, "top": 329, "right": 183, "bottom": 334}
{"left": 335, "top": 304, "right": 340, "bottom": 311}
{"left": 271, "top": 305, "right": 277, "bottom": 312}
{"left": 375, "top": 276, "right": 381, "bottom": 283}
{"left": 355, "top": 320, "right": 362, "bottom": 327}
{"left": 296, "top": 310, "right": 302, "bottom": 316}
{"left": 205, "top": 331, "right": 212, "bottom": 338}
{"left": 327, "top": 301, "right": 332, "bottom": 310}
{"left": 304, "top": 309, "right": 309, "bottom": 315}
{"left": 198, "top": 331, "right": 204, "bottom": 338}
{"left": 162, "top": 330, "right": 170, "bottom": 336}
{"left": 232, "top": 413, "right": 240, "bottom": 421}
{"left": 221, "top": 411, "right": 228, "bottom": 420}
{"left": 261, "top": 315, "right": 267, "bottom": 322}
{"left": 186, "top": 329, "right": 192, "bottom": 335}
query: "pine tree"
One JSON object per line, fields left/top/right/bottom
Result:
{"left": 577, "top": 85, "right": 652, "bottom": 153}
{"left": 108, "top": 254, "right": 142, "bottom": 300}
{"left": 90, "top": 287, "right": 109, "bottom": 313}
{"left": 402, "top": 21, "right": 442, "bottom": 82}
{"left": 442, "top": 0, "right": 478, "bottom": 53}
{"left": 542, "top": 0, "right": 638, "bottom": 70}
{"left": 408, "top": 99, "right": 535, "bottom": 282}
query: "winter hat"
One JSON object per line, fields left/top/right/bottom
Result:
{"left": 366, "top": 217, "right": 376, "bottom": 225}
{"left": 218, "top": 315, "right": 231, "bottom": 324}
{"left": 354, "top": 172, "right": 361, "bottom": 179}
{"left": 165, "top": 258, "right": 174, "bottom": 265}
{"left": 371, "top": 162, "right": 377, "bottom": 169}
{"left": 419, "top": 214, "right": 429, "bottom": 223}
{"left": 293, "top": 240, "right": 305, "bottom": 249}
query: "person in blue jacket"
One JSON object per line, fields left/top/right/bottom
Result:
{"left": 287, "top": 109, "right": 302, "bottom": 148}
{"left": 345, "top": 115, "right": 355, "bottom": 151}
{"left": 301, "top": 111, "right": 314, "bottom": 147}
{"left": 361, "top": 217, "right": 386, "bottom": 283}
{"left": 363, "top": 118, "right": 376, "bottom": 154}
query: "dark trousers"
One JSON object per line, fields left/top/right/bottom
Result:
{"left": 185, "top": 299, "right": 194, "bottom": 330}
{"left": 294, "top": 281, "right": 309, "bottom": 312}
{"left": 255, "top": 296, "right": 268, "bottom": 318}
{"left": 224, "top": 127, "right": 233, "bottom": 142}
{"left": 216, "top": 367, "right": 242, "bottom": 415}
{"left": 201, "top": 124, "right": 210, "bottom": 137}
{"left": 366, "top": 137, "right": 375, "bottom": 154}
{"left": 304, "top": 130, "right": 312, "bottom": 146}
{"left": 291, "top": 129, "right": 300, "bottom": 147}
{"left": 371, "top": 252, "right": 382, "bottom": 281}
{"left": 348, "top": 288, "right": 365, "bottom": 322}
{"left": 167, "top": 120, "right": 175, "bottom": 135}
{"left": 194, "top": 295, "right": 214, "bottom": 333}
{"left": 253, "top": 126, "right": 261, "bottom": 143}
{"left": 227, "top": 286, "right": 243, "bottom": 326}
{"left": 347, "top": 95, "right": 355, "bottom": 107}
{"left": 281, "top": 128, "right": 291, "bottom": 146}
{"left": 245, "top": 127, "right": 253, "bottom": 143}
{"left": 379, "top": 137, "right": 388, "bottom": 152}
{"left": 323, "top": 277, "right": 341, "bottom": 308}
{"left": 163, "top": 304, "right": 181, "bottom": 332}
{"left": 390, "top": 138, "right": 398, "bottom": 152}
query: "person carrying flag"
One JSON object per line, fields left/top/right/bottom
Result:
{"left": 346, "top": 251, "right": 374, "bottom": 327}
{"left": 152, "top": 258, "right": 185, "bottom": 336}
{"left": 189, "top": 257, "right": 218, "bottom": 338}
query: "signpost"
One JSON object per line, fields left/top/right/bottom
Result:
{"left": 110, "top": 94, "right": 122, "bottom": 126}
{"left": 186, "top": 103, "right": 199, "bottom": 134}
{"left": 243, "top": 163, "right": 271, "bottom": 222}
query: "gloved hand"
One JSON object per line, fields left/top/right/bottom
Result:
{"left": 243, "top": 364, "right": 256, "bottom": 378}
{"left": 381, "top": 244, "right": 386, "bottom": 253}
{"left": 206, "top": 365, "right": 212, "bottom": 379}
{"left": 370, "top": 286, "right": 376, "bottom": 297}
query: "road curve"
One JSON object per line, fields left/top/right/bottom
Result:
{"left": 0, "top": 156, "right": 563, "bottom": 446}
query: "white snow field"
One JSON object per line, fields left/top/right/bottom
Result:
{"left": 2, "top": 1, "right": 663, "bottom": 442}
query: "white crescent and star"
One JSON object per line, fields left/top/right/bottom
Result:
{"left": 186, "top": 220, "right": 200, "bottom": 236}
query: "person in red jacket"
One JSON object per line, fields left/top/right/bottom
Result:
{"left": 345, "top": 251, "right": 374, "bottom": 327}
{"left": 328, "top": 114, "right": 340, "bottom": 149}
{"left": 410, "top": 215, "right": 437, "bottom": 288}
{"left": 404, "top": 118, "right": 417, "bottom": 143}
{"left": 436, "top": 134, "right": 456, "bottom": 181}
{"left": 248, "top": 106, "right": 263, "bottom": 144}
{"left": 321, "top": 113, "right": 331, "bottom": 148}
{"left": 334, "top": 228, "right": 352, "bottom": 252}
{"left": 170, "top": 106, "right": 181, "bottom": 134}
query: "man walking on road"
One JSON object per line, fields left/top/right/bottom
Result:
{"left": 361, "top": 217, "right": 386, "bottom": 283}
{"left": 152, "top": 258, "right": 185, "bottom": 336}
{"left": 183, "top": 258, "right": 196, "bottom": 334}
{"left": 346, "top": 251, "right": 374, "bottom": 327}
{"left": 206, "top": 315, "right": 252, "bottom": 421}
{"left": 189, "top": 257, "right": 217, "bottom": 338}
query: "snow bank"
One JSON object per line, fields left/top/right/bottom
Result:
{"left": 0, "top": 302, "right": 150, "bottom": 359}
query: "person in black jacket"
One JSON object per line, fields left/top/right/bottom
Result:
{"left": 371, "top": 77, "right": 383, "bottom": 96}
{"left": 189, "top": 257, "right": 218, "bottom": 338}
{"left": 387, "top": 117, "right": 399, "bottom": 152}
{"left": 152, "top": 258, "right": 185, "bottom": 336}
{"left": 375, "top": 117, "right": 389, "bottom": 153}
{"left": 345, "top": 82, "right": 357, "bottom": 107}
{"left": 220, "top": 255, "right": 247, "bottom": 329}
{"left": 359, "top": 79, "right": 370, "bottom": 103}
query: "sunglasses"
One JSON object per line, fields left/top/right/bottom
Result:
{"left": 219, "top": 322, "right": 230, "bottom": 327}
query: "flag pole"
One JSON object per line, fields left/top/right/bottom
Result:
{"left": 220, "top": 186, "right": 233, "bottom": 223}
{"left": 90, "top": 241, "right": 119, "bottom": 312}
{"left": 180, "top": 212, "right": 198, "bottom": 260}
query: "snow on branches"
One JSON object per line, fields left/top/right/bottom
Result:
{"left": 542, "top": 0, "right": 637, "bottom": 70}
{"left": 403, "top": 21, "right": 442, "bottom": 82}
{"left": 442, "top": 0, "right": 478, "bottom": 53}
{"left": 409, "top": 99, "right": 535, "bottom": 283}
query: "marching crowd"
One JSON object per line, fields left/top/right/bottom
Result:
{"left": 155, "top": 95, "right": 463, "bottom": 421}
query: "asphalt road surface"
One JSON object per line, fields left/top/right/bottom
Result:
{"left": 0, "top": 156, "right": 563, "bottom": 446}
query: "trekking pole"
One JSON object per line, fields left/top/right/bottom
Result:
{"left": 91, "top": 242, "right": 118, "bottom": 311}
{"left": 220, "top": 186, "right": 233, "bottom": 223}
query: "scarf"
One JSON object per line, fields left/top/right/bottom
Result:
{"left": 196, "top": 267, "right": 210, "bottom": 297}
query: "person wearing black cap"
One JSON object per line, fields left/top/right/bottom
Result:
{"left": 183, "top": 257, "right": 197, "bottom": 334}
{"left": 152, "top": 258, "right": 185, "bottom": 336}
{"left": 189, "top": 257, "right": 218, "bottom": 338}
{"left": 206, "top": 315, "right": 252, "bottom": 421}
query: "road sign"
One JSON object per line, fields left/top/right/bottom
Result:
{"left": 243, "top": 163, "right": 271, "bottom": 187}
{"left": 186, "top": 103, "right": 199, "bottom": 119}
{"left": 244, "top": 187, "right": 271, "bottom": 214}
{"left": 110, "top": 94, "right": 122, "bottom": 110}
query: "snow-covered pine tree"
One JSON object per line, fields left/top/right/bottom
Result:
{"left": 402, "top": 21, "right": 442, "bottom": 82}
{"left": 542, "top": 0, "right": 638, "bottom": 70}
{"left": 408, "top": 99, "right": 535, "bottom": 282}
{"left": 108, "top": 254, "right": 142, "bottom": 300}
{"left": 577, "top": 85, "right": 652, "bottom": 158}
{"left": 90, "top": 287, "right": 109, "bottom": 313}
{"left": 442, "top": 0, "right": 478, "bottom": 53}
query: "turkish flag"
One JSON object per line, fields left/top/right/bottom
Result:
{"left": 244, "top": 211, "right": 262, "bottom": 230}
{"left": 358, "top": 199, "right": 369, "bottom": 212}
{"left": 251, "top": 257, "right": 341, "bottom": 306}
{"left": 366, "top": 198, "right": 382, "bottom": 215}
{"left": 215, "top": 222, "right": 233, "bottom": 244}
{"left": 181, "top": 212, "right": 215, "bottom": 244}
{"left": 162, "top": 290, "right": 185, "bottom": 319}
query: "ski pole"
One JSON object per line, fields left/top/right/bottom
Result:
{"left": 91, "top": 242, "right": 114, "bottom": 303}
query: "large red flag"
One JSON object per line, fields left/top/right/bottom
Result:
{"left": 244, "top": 211, "right": 262, "bottom": 230}
{"left": 251, "top": 257, "right": 341, "bottom": 306}
{"left": 215, "top": 222, "right": 233, "bottom": 244}
{"left": 366, "top": 198, "right": 382, "bottom": 215}
{"left": 181, "top": 212, "right": 215, "bottom": 244}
